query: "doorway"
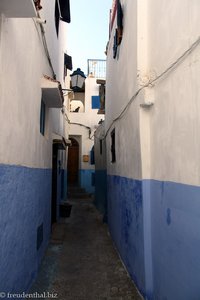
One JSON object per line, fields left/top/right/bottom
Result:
{"left": 67, "top": 138, "right": 79, "bottom": 185}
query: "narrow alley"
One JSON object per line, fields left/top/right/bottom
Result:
{"left": 3, "top": 0, "right": 200, "bottom": 299}
{"left": 30, "top": 188, "right": 142, "bottom": 300}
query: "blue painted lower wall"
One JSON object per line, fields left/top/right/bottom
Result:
{"left": 0, "top": 164, "right": 51, "bottom": 295}
{"left": 63, "top": 169, "right": 68, "bottom": 200}
{"left": 94, "top": 170, "right": 107, "bottom": 220}
{"left": 80, "top": 169, "right": 95, "bottom": 193}
{"left": 151, "top": 180, "right": 200, "bottom": 300}
{"left": 107, "top": 175, "right": 145, "bottom": 295}
{"left": 108, "top": 175, "right": 200, "bottom": 300}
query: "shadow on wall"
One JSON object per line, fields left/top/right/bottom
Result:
{"left": 79, "top": 169, "right": 95, "bottom": 194}
{"left": 0, "top": 164, "right": 51, "bottom": 293}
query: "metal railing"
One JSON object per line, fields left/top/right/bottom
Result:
{"left": 87, "top": 59, "right": 106, "bottom": 79}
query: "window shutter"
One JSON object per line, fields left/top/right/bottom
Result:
{"left": 59, "top": 0, "right": 71, "bottom": 23}
{"left": 113, "top": 29, "right": 118, "bottom": 59}
{"left": 90, "top": 146, "right": 95, "bottom": 165}
{"left": 117, "top": 0, "right": 123, "bottom": 45}
{"left": 92, "top": 96, "right": 101, "bottom": 109}
{"left": 64, "top": 54, "right": 73, "bottom": 71}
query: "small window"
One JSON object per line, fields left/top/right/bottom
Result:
{"left": 113, "top": 29, "right": 118, "bottom": 59}
{"left": 100, "top": 139, "right": 103, "bottom": 155}
{"left": 40, "top": 99, "right": 46, "bottom": 135}
{"left": 59, "top": 0, "right": 71, "bottom": 23}
{"left": 91, "top": 96, "right": 100, "bottom": 109}
{"left": 111, "top": 129, "right": 116, "bottom": 163}
{"left": 64, "top": 53, "right": 72, "bottom": 79}
{"left": 117, "top": 0, "right": 123, "bottom": 45}
{"left": 55, "top": 0, "right": 71, "bottom": 36}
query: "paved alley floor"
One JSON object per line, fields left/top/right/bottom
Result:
{"left": 30, "top": 197, "right": 142, "bottom": 300}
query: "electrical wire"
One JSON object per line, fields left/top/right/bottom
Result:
{"left": 32, "top": 15, "right": 96, "bottom": 143}
{"left": 69, "top": 122, "right": 93, "bottom": 140}
{"left": 64, "top": 113, "right": 70, "bottom": 123}
{"left": 39, "top": 23, "right": 56, "bottom": 78}
{"left": 103, "top": 35, "right": 200, "bottom": 139}
{"left": 64, "top": 114, "right": 94, "bottom": 140}
{"left": 32, "top": 17, "right": 56, "bottom": 78}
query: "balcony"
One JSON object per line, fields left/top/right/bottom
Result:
{"left": 87, "top": 59, "right": 106, "bottom": 79}
{"left": 41, "top": 75, "right": 64, "bottom": 108}
{"left": 0, "top": 0, "right": 37, "bottom": 18}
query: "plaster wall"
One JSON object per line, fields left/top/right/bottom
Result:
{"left": 105, "top": 1, "right": 200, "bottom": 299}
{"left": 40, "top": 1, "right": 69, "bottom": 139}
{"left": 106, "top": 0, "right": 200, "bottom": 185}
{"left": 69, "top": 76, "right": 105, "bottom": 172}
{"left": 106, "top": 101, "right": 142, "bottom": 180}
{"left": 0, "top": 0, "right": 69, "bottom": 169}
{"left": 39, "top": 0, "right": 68, "bottom": 84}
{"left": 68, "top": 76, "right": 104, "bottom": 192}
{"left": 147, "top": 0, "right": 200, "bottom": 187}
{"left": 94, "top": 123, "right": 107, "bottom": 171}
{"left": 0, "top": 1, "right": 69, "bottom": 293}
{"left": 106, "top": 0, "right": 143, "bottom": 180}
{"left": 51, "top": 108, "right": 65, "bottom": 138}
{"left": 106, "top": 0, "right": 138, "bottom": 130}
{"left": 0, "top": 15, "right": 52, "bottom": 168}
{"left": 146, "top": 2, "right": 200, "bottom": 299}
{"left": 70, "top": 77, "right": 104, "bottom": 121}
{"left": 0, "top": 165, "right": 51, "bottom": 293}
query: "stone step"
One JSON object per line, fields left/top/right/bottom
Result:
{"left": 68, "top": 192, "right": 91, "bottom": 199}
{"left": 67, "top": 185, "right": 92, "bottom": 199}
{"left": 68, "top": 186, "right": 86, "bottom": 193}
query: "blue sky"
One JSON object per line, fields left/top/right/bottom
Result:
{"left": 67, "top": 0, "right": 112, "bottom": 74}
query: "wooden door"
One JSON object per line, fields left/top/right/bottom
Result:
{"left": 67, "top": 138, "right": 79, "bottom": 185}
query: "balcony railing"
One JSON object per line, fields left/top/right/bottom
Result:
{"left": 87, "top": 59, "right": 106, "bottom": 79}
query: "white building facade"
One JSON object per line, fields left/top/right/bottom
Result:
{"left": 105, "top": 0, "right": 200, "bottom": 299}
{"left": 0, "top": 0, "right": 71, "bottom": 293}
{"left": 67, "top": 61, "right": 105, "bottom": 193}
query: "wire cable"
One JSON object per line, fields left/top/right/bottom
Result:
{"left": 103, "top": 35, "right": 200, "bottom": 139}
{"left": 69, "top": 122, "right": 93, "bottom": 140}
{"left": 32, "top": 17, "right": 56, "bottom": 78}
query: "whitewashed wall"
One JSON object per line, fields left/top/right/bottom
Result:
{"left": 0, "top": 1, "right": 70, "bottom": 293}
{"left": 69, "top": 76, "right": 104, "bottom": 171}
{"left": 94, "top": 122, "right": 107, "bottom": 171}
{"left": 147, "top": 0, "right": 200, "bottom": 186}
{"left": 106, "top": 0, "right": 143, "bottom": 180}
{"left": 0, "top": 1, "right": 69, "bottom": 169}
{"left": 0, "top": 15, "right": 53, "bottom": 168}
{"left": 106, "top": 0, "right": 200, "bottom": 185}
{"left": 106, "top": 1, "right": 200, "bottom": 299}
{"left": 40, "top": 1, "right": 69, "bottom": 139}
{"left": 106, "top": 0, "right": 138, "bottom": 129}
